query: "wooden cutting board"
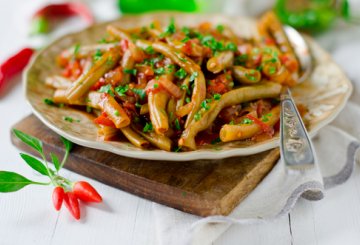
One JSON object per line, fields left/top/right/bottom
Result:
{"left": 11, "top": 115, "right": 280, "bottom": 217}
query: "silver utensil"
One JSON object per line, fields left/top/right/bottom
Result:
{"left": 280, "top": 26, "right": 315, "bottom": 170}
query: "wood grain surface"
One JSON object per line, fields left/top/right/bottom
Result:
{"left": 11, "top": 114, "right": 280, "bottom": 216}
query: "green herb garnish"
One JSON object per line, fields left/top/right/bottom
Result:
{"left": 124, "top": 68, "right": 137, "bottom": 75}
{"left": 115, "top": 84, "right": 129, "bottom": 97}
{"left": 213, "top": 94, "right": 221, "bottom": 100}
{"left": 194, "top": 112, "right": 201, "bottom": 121}
{"left": 174, "top": 118, "right": 181, "bottom": 130}
{"left": 98, "top": 84, "right": 115, "bottom": 97}
{"left": 132, "top": 88, "right": 146, "bottom": 100}
{"left": 143, "top": 122, "right": 153, "bottom": 133}
{"left": 154, "top": 67, "right": 165, "bottom": 75}
{"left": 189, "top": 71, "right": 198, "bottom": 82}
{"left": 93, "top": 49, "right": 102, "bottom": 61}
{"left": 175, "top": 68, "right": 187, "bottom": 80}
{"left": 144, "top": 46, "right": 155, "bottom": 55}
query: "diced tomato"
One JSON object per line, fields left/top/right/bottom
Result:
{"left": 207, "top": 72, "right": 233, "bottom": 95}
{"left": 90, "top": 77, "right": 106, "bottom": 91}
{"left": 123, "top": 101, "right": 136, "bottom": 111}
{"left": 62, "top": 60, "right": 82, "bottom": 80}
{"left": 199, "top": 22, "right": 212, "bottom": 31}
{"left": 57, "top": 53, "right": 69, "bottom": 67}
{"left": 182, "top": 40, "right": 192, "bottom": 56}
{"left": 104, "top": 67, "right": 123, "bottom": 86}
{"left": 145, "top": 79, "right": 164, "bottom": 95}
{"left": 120, "top": 39, "right": 129, "bottom": 52}
{"left": 264, "top": 37, "right": 275, "bottom": 46}
{"left": 279, "top": 54, "right": 299, "bottom": 74}
{"left": 94, "top": 112, "right": 116, "bottom": 127}
{"left": 196, "top": 131, "right": 220, "bottom": 146}
{"left": 137, "top": 65, "right": 154, "bottom": 76}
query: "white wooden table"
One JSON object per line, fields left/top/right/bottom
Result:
{"left": 1, "top": 0, "right": 360, "bottom": 244}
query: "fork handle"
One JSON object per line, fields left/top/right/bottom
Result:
{"left": 280, "top": 88, "right": 315, "bottom": 169}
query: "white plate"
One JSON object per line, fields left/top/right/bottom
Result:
{"left": 24, "top": 13, "right": 353, "bottom": 161}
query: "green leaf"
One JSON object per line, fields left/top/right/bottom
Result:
{"left": 19, "top": 153, "right": 49, "bottom": 176}
{"left": 0, "top": 171, "right": 41, "bottom": 193}
{"left": 13, "top": 129, "right": 43, "bottom": 154}
{"left": 50, "top": 153, "right": 61, "bottom": 171}
{"left": 61, "top": 137, "right": 73, "bottom": 153}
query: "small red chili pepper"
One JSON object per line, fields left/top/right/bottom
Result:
{"left": 0, "top": 48, "right": 35, "bottom": 92}
{"left": 64, "top": 192, "right": 81, "bottom": 220}
{"left": 246, "top": 114, "right": 274, "bottom": 135}
{"left": 31, "top": 2, "right": 94, "bottom": 35}
{"left": 52, "top": 186, "right": 65, "bottom": 211}
{"left": 73, "top": 181, "right": 102, "bottom": 203}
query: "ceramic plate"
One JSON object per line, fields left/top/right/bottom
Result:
{"left": 24, "top": 13, "right": 352, "bottom": 161}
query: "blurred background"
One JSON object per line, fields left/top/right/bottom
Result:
{"left": 0, "top": 0, "right": 360, "bottom": 96}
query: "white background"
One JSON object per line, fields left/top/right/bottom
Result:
{"left": 1, "top": 0, "right": 360, "bottom": 244}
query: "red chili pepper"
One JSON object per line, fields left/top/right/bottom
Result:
{"left": 0, "top": 48, "right": 34, "bottom": 91}
{"left": 64, "top": 192, "right": 81, "bottom": 220}
{"left": 31, "top": 3, "right": 94, "bottom": 35}
{"left": 246, "top": 114, "right": 274, "bottom": 135}
{"left": 73, "top": 181, "right": 102, "bottom": 203}
{"left": 52, "top": 186, "right": 65, "bottom": 211}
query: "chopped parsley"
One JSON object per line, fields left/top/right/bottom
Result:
{"left": 211, "top": 137, "right": 221, "bottom": 145}
{"left": 124, "top": 68, "right": 137, "bottom": 75}
{"left": 149, "top": 22, "right": 155, "bottom": 29}
{"left": 98, "top": 38, "right": 108, "bottom": 44}
{"left": 143, "top": 122, "right": 153, "bottom": 133}
{"left": 180, "top": 84, "right": 190, "bottom": 95}
{"left": 115, "top": 84, "right": 129, "bottom": 97}
{"left": 160, "top": 17, "right": 176, "bottom": 37}
{"left": 194, "top": 112, "right": 201, "bottom": 121}
{"left": 98, "top": 84, "right": 114, "bottom": 97}
{"left": 181, "top": 37, "right": 190, "bottom": 43}
{"left": 226, "top": 43, "right": 237, "bottom": 52}
{"left": 113, "top": 110, "right": 119, "bottom": 116}
{"left": 63, "top": 116, "right": 80, "bottom": 123}
{"left": 153, "top": 83, "right": 159, "bottom": 88}
{"left": 185, "top": 97, "right": 191, "bottom": 103}
{"left": 86, "top": 106, "right": 92, "bottom": 113}
{"left": 201, "top": 99, "right": 211, "bottom": 111}
{"left": 229, "top": 120, "right": 235, "bottom": 125}
{"left": 245, "top": 73, "right": 257, "bottom": 81}
{"left": 135, "top": 102, "right": 142, "bottom": 108}
{"left": 175, "top": 68, "right": 187, "bottom": 79}
{"left": 73, "top": 44, "right": 80, "bottom": 56}
{"left": 154, "top": 67, "right": 165, "bottom": 75}
{"left": 174, "top": 146, "right": 182, "bottom": 152}
{"left": 93, "top": 49, "right": 102, "bottom": 61}
{"left": 261, "top": 113, "right": 272, "bottom": 122}
{"left": 269, "top": 66, "right": 277, "bottom": 75}
{"left": 181, "top": 26, "right": 190, "bottom": 36}
{"left": 174, "top": 118, "right": 181, "bottom": 130}
{"left": 132, "top": 88, "right": 146, "bottom": 100}
{"left": 43, "top": 98, "right": 55, "bottom": 106}
{"left": 106, "top": 55, "right": 114, "bottom": 66}
{"left": 189, "top": 71, "right": 198, "bottom": 82}
{"left": 216, "top": 24, "right": 224, "bottom": 33}
{"left": 213, "top": 94, "right": 221, "bottom": 100}
{"left": 242, "top": 118, "right": 253, "bottom": 125}
{"left": 234, "top": 54, "right": 248, "bottom": 65}
{"left": 178, "top": 56, "right": 187, "bottom": 62}
{"left": 144, "top": 46, "right": 155, "bottom": 54}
